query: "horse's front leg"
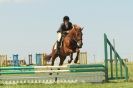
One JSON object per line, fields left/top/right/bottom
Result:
{"left": 64, "top": 48, "right": 73, "bottom": 54}
{"left": 74, "top": 49, "right": 80, "bottom": 63}
{"left": 63, "top": 42, "right": 73, "bottom": 54}
{"left": 59, "top": 55, "right": 66, "bottom": 66}
{"left": 68, "top": 53, "right": 73, "bottom": 63}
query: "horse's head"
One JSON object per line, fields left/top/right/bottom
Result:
{"left": 72, "top": 25, "right": 83, "bottom": 48}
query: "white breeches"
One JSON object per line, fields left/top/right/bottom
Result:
{"left": 57, "top": 32, "right": 62, "bottom": 42}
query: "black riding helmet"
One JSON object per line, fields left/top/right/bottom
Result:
{"left": 63, "top": 16, "right": 70, "bottom": 22}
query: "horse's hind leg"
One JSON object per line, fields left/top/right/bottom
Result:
{"left": 74, "top": 50, "right": 80, "bottom": 63}
{"left": 49, "top": 53, "right": 58, "bottom": 75}
{"left": 68, "top": 53, "right": 73, "bottom": 63}
{"left": 51, "top": 54, "right": 58, "bottom": 66}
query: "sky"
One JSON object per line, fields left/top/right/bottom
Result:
{"left": 0, "top": 0, "right": 133, "bottom": 64}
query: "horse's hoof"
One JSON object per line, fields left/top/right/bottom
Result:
{"left": 68, "top": 60, "right": 71, "bottom": 63}
{"left": 49, "top": 73, "right": 52, "bottom": 75}
{"left": 57, "top": 68, "right": 60, "bottom": 70}
{"left": 74, "top": 60, "right": 78, "bottom": 63}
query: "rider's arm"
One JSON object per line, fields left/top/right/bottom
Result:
{"left": 64, "top": 22, "right": 72, "bottom": 33}
{"left": 68, "top": 22, "right": 73, "bottom": 30}
{"left": 57, "top": 23, "right": 64, "bottom": 33}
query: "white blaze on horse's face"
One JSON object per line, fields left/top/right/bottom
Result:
{"left": 77, "top": 37, "right": 83, "bottom": 48}
{"left": 77, "top": 41, "right": 82, "bottom": 47}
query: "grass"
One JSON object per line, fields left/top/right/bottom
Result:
{"left": 0, "top": 62, "right": 133, "bottom": 88}
{"left": 0, "top": 82, "right": 133, "bottom": 88}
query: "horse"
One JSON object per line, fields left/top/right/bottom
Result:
{"left": 46, "top": 24, "right": 83, "bottom": 66}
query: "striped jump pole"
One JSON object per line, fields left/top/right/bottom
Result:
{"left": 0, "top": 64, "right": 106, "bottom": 84}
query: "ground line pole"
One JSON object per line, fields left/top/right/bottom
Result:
{"left": 104, "top": 33, "right": 108, "bottom": 81}
{"left": 110, "top": 46, "right": 113, "bottom": 79}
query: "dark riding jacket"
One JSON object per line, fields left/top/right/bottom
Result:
{"left": 57, "top": 22, "right": 73, "bottom": 33}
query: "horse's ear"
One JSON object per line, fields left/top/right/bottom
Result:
{"left": 72, "top": 25, "right": 75, "bottom": 29}
{"left": 73, "top": 25, "right": 76, "bottom": 28}
{"left": 81, "top": 27, "right": 84, "bottom": 31}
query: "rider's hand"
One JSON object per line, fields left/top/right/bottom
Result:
{"left": 66, "top": 31, "right": 69, "bottom": 33}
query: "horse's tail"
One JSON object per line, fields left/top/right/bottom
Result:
{"left": 45, "top": 42, "right": 57, "bottom": 62}
{"left": 45, "top": 53, "right": 52, "bottom": 62}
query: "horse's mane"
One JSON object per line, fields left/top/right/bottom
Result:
{"left": 67, "top": 24, "right": 81, "bottom": 37}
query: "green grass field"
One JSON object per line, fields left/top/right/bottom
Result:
{"left": 0, "top": 63, "right": 133, "bottom": 88}
{"left": 0, "top": 82, "right": 133, "bottom": 88}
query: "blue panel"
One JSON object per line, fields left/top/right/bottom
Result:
{"left": 36, "top": 54, "right": 42, "bottom": 66}
{"left": 13, "top": 54, "right": 19, "bottom": 66}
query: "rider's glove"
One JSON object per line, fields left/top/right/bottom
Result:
{"left": 66, "top": 31, "right": 69, "bottom": 33}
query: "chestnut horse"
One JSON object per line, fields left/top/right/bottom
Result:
{"left": 46, "top": 25, "right": 83, "bottom": 66}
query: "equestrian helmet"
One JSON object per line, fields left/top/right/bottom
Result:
{"left": 63, "top": 16, "right": 70, "bottom": 21}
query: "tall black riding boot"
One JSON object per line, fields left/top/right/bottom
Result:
{"left": 57, "top": 41, "right": 60, "bottom": 55}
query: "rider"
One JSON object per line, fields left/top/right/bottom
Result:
{"left": 56, "top": 16, "right": 73, "bottom": 54}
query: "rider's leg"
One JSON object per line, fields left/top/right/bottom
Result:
{"left": 57, "top": 32, "right": 62, "bottom": 54}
